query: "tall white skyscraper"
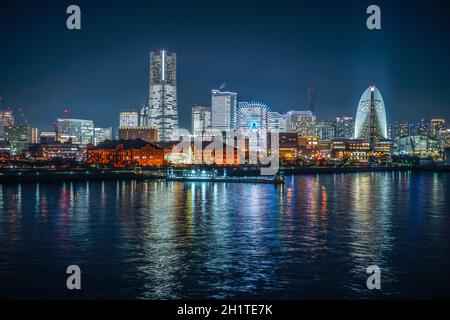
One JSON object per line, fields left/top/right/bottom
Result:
{"left": 145, "top": 50, "right": 178, "bottom": 142}
{"left": 192, "top": 105, "right": 211, "bottom": 135}
{"left": 211, "top": 90, "right": 237, "bottom": 131}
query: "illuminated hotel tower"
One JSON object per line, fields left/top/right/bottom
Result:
{"left": 354, "top": 85, "right": 388, "bottom": 150}
{"left": 211, "top": 90, "right": 237, "bottom": 131}
{"left": 145, "top": 50, "right": 178, "bottom": 142}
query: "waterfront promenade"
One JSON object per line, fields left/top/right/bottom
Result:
{"left": 1, "top": 165, "right": 448, "bottom": 184}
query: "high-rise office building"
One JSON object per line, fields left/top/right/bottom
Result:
{"left": 0, "top": 110, "right": 14, "bottom": 128}
{"left": 439, "top": 129, "right": 450, "bottom": 149}
{"left": 286, "top": 110, "right": 317, "bottom": 136}
{"left": 430, "top": 119, "right": 446, "bottom": 139}
{"left": 94, "top": 127, "right": 113, "bottom": 146}
{"left": 394, "top": 121, "right": 411, "bottom": 139}
{"left": 55, "top": 118, "right": 94, "bottom": 145}
{"left": 146, "top": 50, "right": 178, "bottom": 142}
{"left": 335, "top": 116, "right": 354, "bottom": 138}
{"left": 192, "top": 105, "right": 211, "bottom": 135}
{"left": 354, "top": 85, "right": 388, "bottom": 149}
{"left": 211, "top": 90, "right": 237, "bottom": 131}
{"left": 315, "top": 121, "right": 336, "bottom": 140}
{"left": 0, "top": 109, "right": 14, "bottom": 139}
{"left": 119, "top": 111, "right": 139, "bottom": 128}
{"left": 268, "top": 112, "right": 288, "bottom": 132}
{"left": 31, "top": 127, "right": 39, "bottom": 144}
{"left": 4, "top": 125, "right": 32, "bottom": 155}
{"left": 411, "top": 119, "right": 430, "bottom": 137}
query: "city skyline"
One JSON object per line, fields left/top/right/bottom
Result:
{"left": 2, "top": 80, "right": 450, "bottom": 143}
{"left": 0, "top": 52, "right": 449, "bottom": 138}
{"left": 1, "top": 1, "right": 450, "bottom": 304}
{"left": 1, "top": 0, "right": 450, "bottom": 132}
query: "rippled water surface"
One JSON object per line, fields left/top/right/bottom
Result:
{"left": 1, "top": 172, "right": 449, "bottom": 299}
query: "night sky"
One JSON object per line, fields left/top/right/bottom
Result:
{"left": 1, "top": 0, "right": 449, "bottom": 132}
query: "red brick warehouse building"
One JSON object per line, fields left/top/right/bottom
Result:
{"left": 86, "top": 139, "right": 164, "bottom": 167}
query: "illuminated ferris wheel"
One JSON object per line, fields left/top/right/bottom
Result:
{"left": 236, "top": 101, "right": 272, "bottom": 130}
{"left": 236, "top": 101, "right": 273, "bottom": 153}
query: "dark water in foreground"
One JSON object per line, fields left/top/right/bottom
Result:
{"left": 1, "top": 172, "right": 449, "bottom": 299}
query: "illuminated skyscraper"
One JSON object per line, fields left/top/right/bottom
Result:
{"left": 286, "top": 110, "right": 316, "bottom": 136}
{"left": 430, "top": 119, "right": 445, "bottom": 139}
{"left": 335, "top": 116, "right": 354, "bottom": 138}
{"left": 4, "top": 125, "right": 32, "bottom": 155}
{"left": 268, "top": 112, "right": 287, "bottom": 131}
{"left": 211, "top": 90, "right": 237, "bottom": 131}
{"left": 55, "top": 118, "right": 94, "bottom": 145}
{"left": 315, "top": 121, "right": 336, "bottom": 140}
{"left": 192, "top": 105, "right": 211, "bottom": 135}
{"left": 411, "top": 119, "right": 430, "bottom": 137}
{"left": 119, "top": 111, "right": 139, "bottom": 128}
{"left": 354, "top": 85, "right": 388, "bottom": 149}
{"left": 0, "top": 107, "right": 14, "bottom": 139}
{"left": 145, "top": 50, "right": 178, "bottom": 142}
{"left": 439, "top": 129, "right": 450, "bottom": 149}
{"left": 94, "top": 127, "right": 112, "bottom": 146}
{"left": 31, "top": 127, "right": 39, "bottom": 144}
{"left": 0, "top": 110, "right": 13, "bottom": 128}
{"left": 394, "top": 120, "right": 412, "bottom": 139}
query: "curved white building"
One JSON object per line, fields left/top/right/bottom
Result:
{"left": 354, "top": 85, "right": 388, "bottom": 141}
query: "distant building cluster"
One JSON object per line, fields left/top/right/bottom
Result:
{"left": 1, "top": 50, "right": 449, "bottom": 167}
{"left": 0, "top": 108, "right": 112, "bottom": 160}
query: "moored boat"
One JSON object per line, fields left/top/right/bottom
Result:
{"left": 166, "top": 169, "right": 284, "bottom": 184}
